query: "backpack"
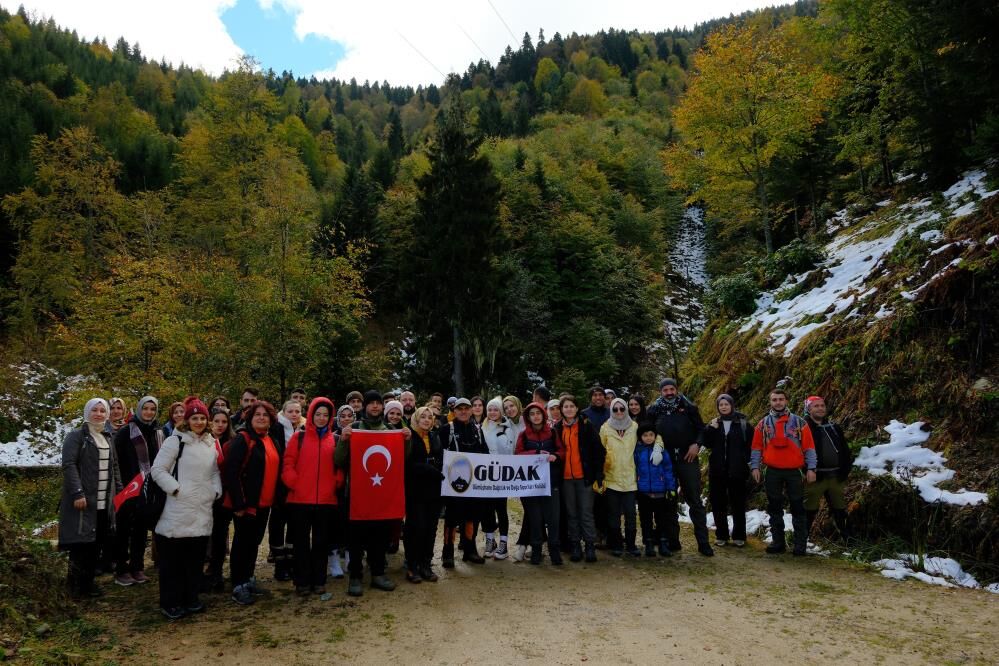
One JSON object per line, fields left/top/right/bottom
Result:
{"left": 138, "top": 437, "right": 186, "bottom": 529}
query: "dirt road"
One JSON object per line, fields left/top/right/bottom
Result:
{"left": 83, "top": 521, "right": 997, "bottom": 666}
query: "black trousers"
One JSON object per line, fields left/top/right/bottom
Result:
{"left": 67, "top": 510, "right": 110, "bottom": 594}
{"left": 230, "top": 508, "right": 270, "bottom": 587}
{"left": 637, "top": 493, "right": 673, "bottom": 543}
{"left": 347, "top": 519, "right": 391, "bottom": 578}
{"left": 206, "top": 502, "right": 232, "bottom": 576}
{"left": 480, "top": 498, "right": 509, "bottom": 536}
{"left": 290, "top": 504, "right": 335, "bottom": 588}
{"left": 329, "top": 493, "right": 348, "bottom": 553}
{"left": 156, "top": 534, "right": 208, "bottom": 609}
{"left": 404, "top": 496, "right": 441, "bottom": 569}
{"left": 663, "top": 459, "right": 710, "bottom": 548}
{"left": 605, "top": 489, "right": 637, "bottom": 548}
{"left": 523, "top": 489, "right": 560, "bottom": 549}
{"left": 709, "top": 474, "right": 748, "bottom": 541}
{"left": 113, "top": 503, "right": 148, "bottom": 574}
{"left": 268, "top": 502, "right": 292, "bottom": 552}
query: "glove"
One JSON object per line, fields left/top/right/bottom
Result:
{"left": 651, "top": 449, "right": 663, "bottom": 466}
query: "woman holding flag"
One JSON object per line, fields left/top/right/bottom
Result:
{"left": 404, "top": 406, "right": 444, "bottom": 583}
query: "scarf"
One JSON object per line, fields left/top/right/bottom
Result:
{"left": 128, "top": 420, "right": 152, "bottom": 474}
{"left": 761, "top": 410, "right": 805, "bottom": 447}
{"left": 607, "top": 398, "right": 632, "bottom": 432}
{"left": 653, "top": 395, "right": 681, "bottom": 415}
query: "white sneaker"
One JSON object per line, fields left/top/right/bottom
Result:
{"left": 328, "top": 550, "right": 344, "bottom": 579}
{"left": 484, "top": 536, "right": 496, "bottom": 557}
{"left": 493, "top": 541, "right": 509, "bottom": 560}
{"left": 732, "top": 539, "right": 746, "bottom": 547}
{"left": 512, "top": 544, "right": 526, "bottom": 562}
{"left": 715, "top": 538, "right": 728, "bottom": 547}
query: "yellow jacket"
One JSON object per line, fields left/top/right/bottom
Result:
{"left": 600, "top": 420, "right": 638, "bottom": 492}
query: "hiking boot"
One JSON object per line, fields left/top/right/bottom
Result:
{"left": 419, "top": 564, "right": 438, "bottom": 582}
{"left": 405, "top": 569, "right": 422, "bottom": 584}
{"left": 160, "top": 606, "right": 185, "bottom": 620}
{"left": 115, "top": 573, "right": 135, "bottom": 587}
{"left": 570, "top": 542, "right": 583, "bottom": 562}
{"left": 441, "top": 543, "right": 455, "bottom": 569}
{"left": 766, "top": 543, "right": 787, "bottom": 554}
{"left": 584, "top": 543, "right": 597, "bottom": 563}
{"left": 658, "top": 540, "right": 671, "bottom": 557}
{"left": 247, "top": 577, "right": 266, "bottom": 596}
{"left": 512, "top": 544, "right": 526, "bottom": 562}
{"left": 550, "top": 548, "right": 563, "bottom": 566}
{"left": 529, "top": 547, "right": 543, "bottom": 565}
{"left": 698, "top": 543, "right": 715, "bottom": 557}
{"left": 793, "top": 546, "right": 808, "bottom": 557}
{"left": 644, "top": 542, "right": 657, "bottom": 557}
{"left": 274, "top": 560, "right": 293, "bottom": 582}
{"left": 462, "top": 545, "right": 486, "bottom": 564}
{"left": 327, "top": 551, "right": 345, "bottom": 579}
{"left": 231, "top": 584, "right": 254, "bottom": 605}
{"left": 186, "top": 600, "right": 205, "bottom": 614}
{"left": 493, "top": 541, "right": 509, "bottom": 560}
{"left": 347, "top": 577, "right": 363, "bottom": 597}
{"left": 131, "top": 570, "right": 149, "bottom": 584}
{"left": 370, "top": 575, "right": 396, "bottom": 591}
{"left": 484, "top": 535, "right": 497, "bottom": 557}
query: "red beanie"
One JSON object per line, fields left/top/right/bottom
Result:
{"left": 184, "top": 398, "right": 210, "bottom": 421}
{"left": 803, "top": 395, "right": 823, "bottom": 413}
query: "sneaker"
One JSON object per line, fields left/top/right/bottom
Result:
{"left": 231, "top": 584, "right": 254, "bottom": 605}
{"left": 698, "top": 543, "right": 715, "bottom": 557}
{"left": 512, "top": 544, "right": 526, "bottom": 563}
{"left": 115, "top": 573, "right": 136, "bottom": 587}
{"left": 493, "top": 541, "right": 509, "bottom": 560}
{"left": 766, "top": 543, "right": 787, "bottom": 554}
{"left": 247, "top": 576, "right": 266, "bottom": 596}
{"left": 347, "top": 577, "right": 363, "bottom": 597}
{"left": 715, "top": 538, "right": 728, "bottom": 547}
{"left": 405, "top": 570, "right": 422, "bottom": 584}
{"left": 327, "top": 552, "right": 345, "bottom": 579}
{"left": 370, "top": 575, "right": 396, "bottom": 591}
{"left": 186, "top": 600, "right": 206, "bottom": 614}
{"left": 160, "top": 606, "right": 185, "bottom": 620}
{"left": 484, "top": 536, "right": 496, "bottom": 557}
{"left": 658, "top": 540, "right": 671, "bottom": 557}
{"left": 732, "top": 540, "right": 746, "bottom": 547}
{"left": 626, "top": 545, "right": 642, "bottom": 557}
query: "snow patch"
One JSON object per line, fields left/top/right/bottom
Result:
{"left": 874, "top": 554, "right": 981, "bottom": 589}
{"left": 855, "top": 420, "right": 988, "bottom": 506}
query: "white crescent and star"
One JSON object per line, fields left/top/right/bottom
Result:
{"left": 361, "top": 444, "right": 392, "bottom": 486}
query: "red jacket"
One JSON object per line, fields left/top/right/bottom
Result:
{"left": 751, "top": 412, "right": 816, "bottom": 470}
{"left": 281, "top": 397, "right": 343, "bottom": 505}
{"left": 515, "top": 404, "right": 565, "bottom": 462}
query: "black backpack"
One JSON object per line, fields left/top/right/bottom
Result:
{"left": 138, "top": 438, "right": 186, "bottom": 529}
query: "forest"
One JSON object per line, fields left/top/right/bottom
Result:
{"left": 0, "top": 0, "right": 996, "bottom": 406}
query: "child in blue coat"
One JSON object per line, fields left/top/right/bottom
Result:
{"left": 634, "top": 423, "right": 677, "bottom": 557}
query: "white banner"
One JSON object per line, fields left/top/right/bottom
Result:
{"left": 440, "top": 451, "right": 551, "bottom": 498}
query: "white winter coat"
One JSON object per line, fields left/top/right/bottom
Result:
{"left": 151, "top": 430, "right": 222, "bottom": 539}
{"left": 482, "top": 418, "right": 516, "bottom": 456}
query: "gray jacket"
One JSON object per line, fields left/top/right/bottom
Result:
{"left": 58, "top": 425, "right": 122, "bottom": 547}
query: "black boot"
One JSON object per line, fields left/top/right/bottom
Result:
{"left": 529, "top": 545, "right": 543, "bottom": 565}
{"left": 658, "top": 539, "right": 671, "bottom": 557}
{"left": 462, "top": 542, "right": 485, "bottom": 564}
{"left": 442, "top": 527, "right": 455, "bottom": 568}
{"left": 570, "top": 542, "right": 582, "bottom": 562}
{"left": 549, "top": 543, "right": 563, "bottom": 566}
{"left": 584, "top": 542, "right": 597, "bottom": 563}
{"left": 644, "top": 541, "right": 657, "bottom": 557}
{"left": 625, "top": 529, "right": 641, "bottom": 557}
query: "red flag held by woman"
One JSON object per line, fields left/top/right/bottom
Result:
{"left": 349, "top": 430, "right": 405, "bottom": 521}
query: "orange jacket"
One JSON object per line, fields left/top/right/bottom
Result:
{"left": 751, "top": 412, "right": 816, "bottom": 470}
{"left": 281, "top": 397, "right": 344, "bottom": 505}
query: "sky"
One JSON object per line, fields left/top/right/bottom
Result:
{"left": 5, "top": 0, "right": 777, "bottom": 85}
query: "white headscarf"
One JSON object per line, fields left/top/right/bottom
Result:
{"left": 84, "top": 398, "right": 110, "bottom": 423}
{"left": 607, "top": 398, "right": 632, "bottom": 431}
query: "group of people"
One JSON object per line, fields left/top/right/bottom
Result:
{"left": 58, "top": 379, "right": 853, "bottom": 620}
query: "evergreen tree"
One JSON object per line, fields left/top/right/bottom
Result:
{"left": 385, "top": 106, "right": 405, "bottom": 157}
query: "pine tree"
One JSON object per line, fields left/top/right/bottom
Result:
{"left": 385, "top": 106, "right": 404, "bottom": 157}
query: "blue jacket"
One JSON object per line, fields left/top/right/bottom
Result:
{"left": 634, "top": 443, "right": 676, "bottom": 494}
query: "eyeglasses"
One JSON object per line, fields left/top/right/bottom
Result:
{"left": 612, "top": 407, "right": 626, "bottom": 413}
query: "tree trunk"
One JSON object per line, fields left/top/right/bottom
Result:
{"left": 452, "top": 324, "right": 464, "bottom": 397}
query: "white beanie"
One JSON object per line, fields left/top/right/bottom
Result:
{"left": 487, "top": 396, "right": 503, "bottom": 412}
{"left": 385, "top": 400, "right": 404, "bottom": 415}
{"left": 546, "top": 399, "right": 560, "bottom": 410}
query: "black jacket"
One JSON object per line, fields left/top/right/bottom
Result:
{"left": 805, "top": 417, "right": 853, "bottom": 481}
{"left": 113, "top": 418, "right": 161, "bottom": 481}
{"left": 554, "top": 416, "right": 606, "bottom": 484}
{"left": 407, "top": 429, "right": 444, "bottom": 500}
{"left": 223, "top": 428, "right": 286, "bottom": 512}
{"left": 647, "top": 397, "right": 705, "bottom": 463}
{"left": 439, "top": 419, "right": 489, "bottom": 455}
{"left": 702, "top": 412, "right": 754, "bottom": 479}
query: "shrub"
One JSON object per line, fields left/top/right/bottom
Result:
{"left": 762, "top": 238, "right": 826, "bottom": 286}
{"left": 705, "top": 272, "right": 759, "bottom": 317}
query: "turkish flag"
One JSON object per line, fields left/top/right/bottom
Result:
{"left": 349, "top": 430, "right": 405, "bottom": 521}
{"left": 114, "top": 472, "right": 144, "bottom": 512}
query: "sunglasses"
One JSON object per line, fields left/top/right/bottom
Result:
{"left": 612, "top": 407, "right": 626, "bottom": 413}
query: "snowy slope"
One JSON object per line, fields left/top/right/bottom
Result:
{"left": 664, "top": 206, "right": 708, "bottom": 352}
{"left": 740, "top": 170, "right": 999, "bottom": 355}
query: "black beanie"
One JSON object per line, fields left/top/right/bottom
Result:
{"left": 659, "top": 377, "right": 678, "bottom": 389}
{"left": 636, "top": 422, "right": 658, "bottom": 441}
{"left": 362, "top": 390, "right": 383, "bottom": 408}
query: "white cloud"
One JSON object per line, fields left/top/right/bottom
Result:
{"left": 5, "top": 0, "right": 775, "bottom": 84}
{"left": 4, "top": 0, "right": 244, "bottom": 74}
